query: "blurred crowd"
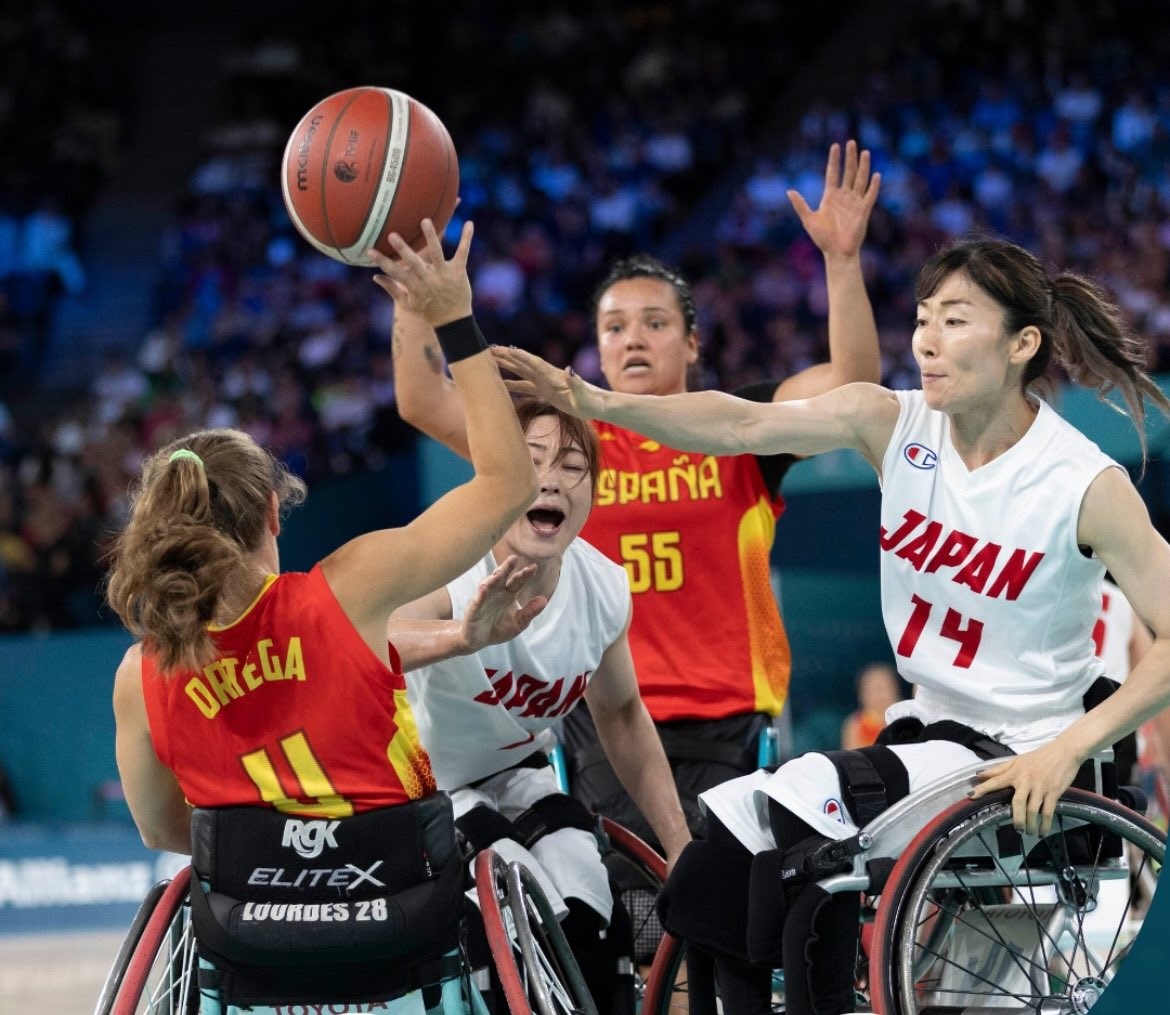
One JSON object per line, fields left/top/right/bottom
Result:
{"left": 3, "top": 0, "right": 1170, "bottom": 632}
{"left": 0, "top": 1, "right": 121, "bottom": 381}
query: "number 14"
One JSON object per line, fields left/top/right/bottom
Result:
{"left": 896, "top": 594, "right": 984, "bottom": 668}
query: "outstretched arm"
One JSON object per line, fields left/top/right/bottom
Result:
{"left": 775, "top": 139, "right": 882, "bottom": 401}
{"left": 323, "top": 221, "right": 537, "bottom": 655}
{"left": 584, "top": 613, "right": 692, "bottom": 870}
{"left": 974, "top": 467, "right": 1170, "bottom": 833}
{"left": 494, "top": 344, "right": 898, "bottom": 468}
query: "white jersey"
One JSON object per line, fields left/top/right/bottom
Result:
{"left": 1094, "top": 578, "right": 1133, "bottom": 683}
{"left": 406, "top": 540, "right": 631, "bottom": 789}
{"left": 878, "top": 390, "right": 1118, "bottom": 749}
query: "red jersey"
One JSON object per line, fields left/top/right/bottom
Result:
{"left": 141, "top": 565, "right": 435, "bottom": 818}
{"left": 580, "top": 422, "right": 791, "bottom": 722}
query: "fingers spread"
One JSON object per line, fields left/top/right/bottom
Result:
{"left": 387, "top": 230, "right": 428, "bottom": 272}
{"left": 823, "top": 142, "right": 841, "bottom": 189}
{"left": 841, "top": 139, "right": 858, "bottom": 190}
{"left": 854, "top": 148, "right": 870, "bottom": 192}
{"left": 452, "top": 220, "right": 474, "bottom": 267}
{"left": 786, "top": 189, "right": 812, "bottom": 221}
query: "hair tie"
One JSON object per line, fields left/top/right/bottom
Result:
{"left": 169, "top": 449, "right": 204, "bottom": 468}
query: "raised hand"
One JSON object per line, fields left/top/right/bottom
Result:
{"left": 459, "top": 555, "right": 548, "bottom": 651}
{"left": 368, "top": 219, "right": 474, "bottom": 327}
{"left": 491, "top": 346, "right": 605, "bottom": 420}
{"left": 788, "top": 140, "right": 881, "bottom": 260}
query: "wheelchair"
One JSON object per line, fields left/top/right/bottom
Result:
{"left": 94, "top": 809, "right": 665, "bottom": 1015}
{"left": 640, "top": 758, "right": 1165, "bottom": 1015}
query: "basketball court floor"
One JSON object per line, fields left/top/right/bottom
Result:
{"left": 0, "top": 928, "right": 123, "bottom": 1014}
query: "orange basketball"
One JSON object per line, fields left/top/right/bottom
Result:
{"left": 280, "top": 86, "right": 459, "bottom": 265}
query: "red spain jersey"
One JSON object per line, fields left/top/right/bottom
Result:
{"left": 580, "top": 422, "right": 791, "bottom": 722}
{"left": 141, "top": 565, "right": 435, "bottom": 818}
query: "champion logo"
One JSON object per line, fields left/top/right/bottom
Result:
{"left": 903, "top": 443, "right": 937, "bottom": 469}
{"left": 823, "top": 798, "right": 847, "bottom": 824}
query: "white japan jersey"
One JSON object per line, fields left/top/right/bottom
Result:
{"left": 878, "top": 391, "right": 1119, "bottom": 748}
{"left": 406, "top": 539, "right": 631, "bottom": 789}
{"left": 1093, "top": 578, "right": 1134, "bottom": 683}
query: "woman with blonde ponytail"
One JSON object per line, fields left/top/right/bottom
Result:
{"left": 108, "top": 220, "right": 538, "bottom": 855}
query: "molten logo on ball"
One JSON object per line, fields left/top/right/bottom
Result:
{"left": 294, "top": 115, "right": 324, "bottom": 193}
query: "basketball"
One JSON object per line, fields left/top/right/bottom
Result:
{"left": 280, "top": 86, "right": 459, "bottom": 265}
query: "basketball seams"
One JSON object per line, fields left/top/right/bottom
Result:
{"left": 319, "top": 90, "right": 365, "bottom": 255}
{"left": 281, "top": 110, "right": 340, "bottom": 262}
{"left": 342, "top": 89, "right": 410, "bottom": 263}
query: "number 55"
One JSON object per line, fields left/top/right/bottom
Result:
{"left": 619, "top": 531, "right": 683, "bottom": 593}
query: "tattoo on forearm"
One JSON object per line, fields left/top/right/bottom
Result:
{"left": 424, "top": 344, "right": 443, "bottom": 375}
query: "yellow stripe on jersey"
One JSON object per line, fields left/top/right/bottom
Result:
{"left": 738, "top": 496, "right": 791, "bottom": 714}
{"left": 386, "top": 688, "right": 437, "bottom": 800}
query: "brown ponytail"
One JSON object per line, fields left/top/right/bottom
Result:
{"left": 1047, "top": 272, "right": 1169, "bottom": 458}
{"left": 105, "top": 429, "right": 306, "bottom": 674}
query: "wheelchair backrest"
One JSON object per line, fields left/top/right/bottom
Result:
{"left": 188, "top": 793, "right": 467, "bottom": 1007}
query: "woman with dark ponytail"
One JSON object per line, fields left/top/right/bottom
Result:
{"left": 497, "top": 234, "right": 1170, "bottom": 1015}
{"left": 108, "top": 220, "right": 538, "bottom": 856}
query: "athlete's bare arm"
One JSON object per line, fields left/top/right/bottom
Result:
{"left": 392, "top": 304, "right": 473, "bottom": 459}
{"left": 773, "top": 140, "right": 882, "bottom": 402}
{"left": 388, "top": 556, "right": 547, "bottom": 670}
{"left": 975, "top": 466, "right": 1170, "bottom": 833}
{"left": 495, "top": 348, "right": 900, "bottom": 471}
{"left": 583, "top": 609, "right": 691, "bottom": 869}
{"left": 114, "top": 645, "right": 192, "bottom": 854}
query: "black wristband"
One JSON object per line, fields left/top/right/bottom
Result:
{"left": 434, "top": 315, "right": 488, "bottom": 363}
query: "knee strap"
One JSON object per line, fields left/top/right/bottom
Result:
{"left": 781, "top": 885, "right": 861, "bottom": 1015}
{"left": 512, "top": 792, "right": 595, "bottom": 850}
{"left": 746, "top": 849, "right": 788, "bottom": 965}
{"left": 455, "top": 805, "right": 518, "bottom": 857}
{"left": 657, "top": 839, "right": 754, "bottom": 965}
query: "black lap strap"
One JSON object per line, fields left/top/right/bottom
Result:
{"left": 456, "top": 804, "right": 518, "bottom": 856}
{"left": 918, "top": 720, "right": 1015, "bottom": 760}
{"left": 876, "top": 715, "right": 1015, "bottom": 761}
{"left": 512, "top": 793, "right": 595, "bottom": 850}
{"left": 822, "top": 747, "right": 909, "bottom": 826}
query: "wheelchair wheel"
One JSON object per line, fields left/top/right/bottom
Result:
{"left": 97, "top": 866, "right": 199, "bottom": 1015}
{"left": 871, "top": 788, "right": 1164, "bottom": 1015}
{"left": 475, "top": 848, "right": 598, "bottom": 1015}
